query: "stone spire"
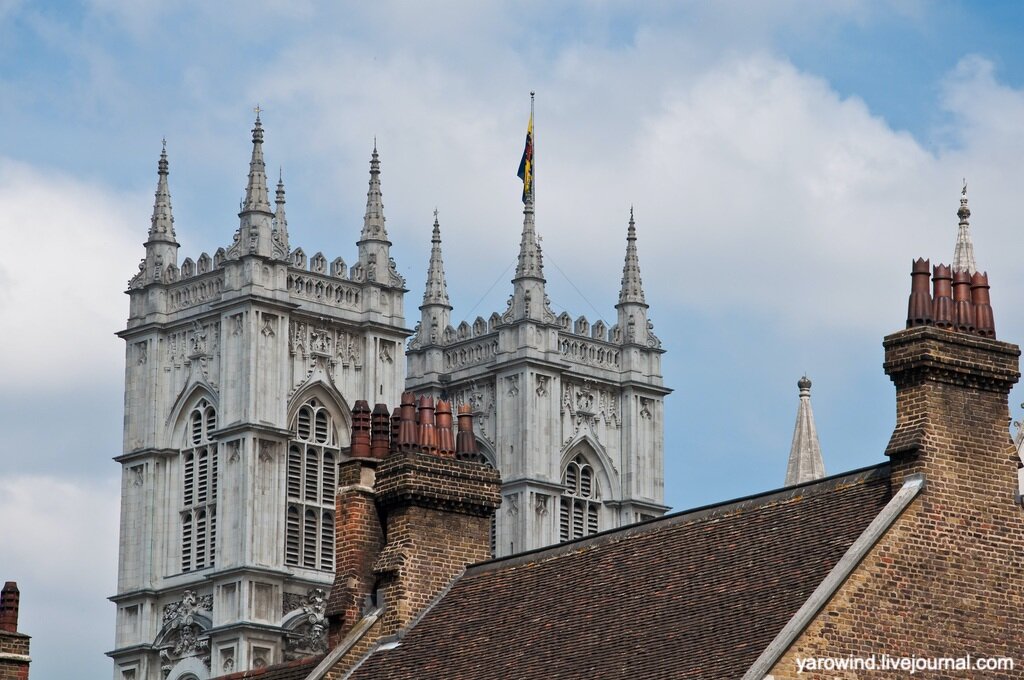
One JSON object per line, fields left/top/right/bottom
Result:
{"left": 504, "top": 194, "right": 551, "bottom": 322}
{"left": 784, "top": 376, "right": 826, "bottom": 486}
{"left": 615, "top": 208, "right": 656, "bottom": 346}
{"left": 273, "top": 167, "right": 290, "bottom": 254}
{"left": 356, "top": 141, "right": 394, "bottom": 282}
{"left": 233, "top": 108, "right": 276, "bottom": 259}
{"left": 418, "top": 210, "right": 453, "bottom": 345}
{"left": 514, "top": 195, "right": 544, "bottom": 281}
{"left": 361, "top": 141, "right": 388, "bottom": 242}
{"left": 952, "top": 180, "right": 977, "bottom": 275}
{"left": 618, "top": 206, "right": 646, "bottom": 306}
{"left": 141, "top": 140, "right": 179, "bottom": 285}
{"left": 148, "top": 139, "right": 177, "bottom": 243}
{"left": 242, "top": 110, "right": 271, "bottom": 213}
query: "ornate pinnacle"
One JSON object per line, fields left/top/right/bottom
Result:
{"left": 617, "top": 208, "right": 646, "bottom": 306}
{"left": 241, "top": 111, "right": 271, "bottom": 214}
{"left": 422, "top": 210, "right": 451, "bottom": 309}
{"left": 360, "top": 142, "right": 388, "bottom": 241}
{"left": 952, "top": 178, "right": 977, "bottom": 275}
{"left": 514, "top": 194, "right": 544, "bottom": 281}
{"left": 148, "top": 140, "right": 176, "bottom": 242}
{"left": 274, "top": 168, "right": 289, "bottom": 249}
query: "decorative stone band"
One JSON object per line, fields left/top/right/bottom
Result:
{"left": 374, "top": 451, "right": 502, "bottom": 517}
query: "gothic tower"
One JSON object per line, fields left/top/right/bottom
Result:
{"left": 110, "top": 116, "right": 409, "bottom": 680}
{"left": 406, "top": 200, "right": 670, "bottom": 557}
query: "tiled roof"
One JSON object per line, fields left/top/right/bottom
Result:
{"left": 350, "top": 463, "right": 893, "bottom": 680}
{"left": 211, "top": 656, "right": 321, "bottom": 680}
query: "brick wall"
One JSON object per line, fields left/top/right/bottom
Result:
{"left": 0, "top": 582, "right": 29, "bottom": 680}
{"left": 771, "top": 327, "right": 1024, "bottom": 679}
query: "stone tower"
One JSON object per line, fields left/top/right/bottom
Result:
{"left": 110, "top": 117, "right": 409, "bottom": 680}
{"left": 405, "top": 200, "right": 670, "bottom": 557}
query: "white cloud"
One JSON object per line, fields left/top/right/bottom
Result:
{"left": 0, "top": 159, "right": 143, "bottom": 390}
{"left": 0, "top": 474, "right": 119, "bottom": 679}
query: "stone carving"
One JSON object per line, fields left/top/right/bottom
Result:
{"left": 535, "top": 494, "right": 549, "bottom": 516}
{"left": 231, "top": 314, "right": 243, "bottom": 336}
{"left": 506, "top": 375, "right": 520, "bottom": 397}
{"left": 222, "top": 657, "right": 234, "bottom": 673}
{"left": 158, "top": 590, "right": 212, "bottom": 676}
{"left": 136, "top": 341, "right": 148, "bottom": 365}
{"left": 227, "top": 440, "right": 241, "bottom": 464}
{"left": 640, "top": 397, "right": 653, "bottom": 420}
{"left": 258, "top": 440, "right": 275, "bottom": 463}
{"left": 311, "top": 327, "right": 331, "bottom": 355}
{"left": 283, "top": 588, "right": 328, "bottom": 661}
{"left": 536, "top": 375, "right": 549, "bottom": 397}
{"left": 379, "top": 342, "right": 393, "bottom": 364}
{"left": 130, "top": 465, "right": 144, "bottom": 487}
{"left": 449, "top": 381, "right": 496, "bottom": 446}
{"left": 443, "top": 338, "right": 498, "bottom": 370}
{"left": 506, "top": 493, "right": 519, "bottom": 516}
{"left": 261, "top": 315, "right": 276, "bottom": 338}
{"left": 282, "top": 592, "right": 305, "bottom": 616}
{"left": 167, "top": 276, "right": 224, "bottom": 312}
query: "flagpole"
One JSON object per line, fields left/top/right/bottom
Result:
{"left": 530, "top": 91, "right": 536, "bottom": 207}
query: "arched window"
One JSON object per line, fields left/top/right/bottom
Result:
{"left": 181, "top": 398, "right": 217, "bottom": 572}
{"left": 559, "top": 454, "right": 600, "bottom": 542}
{"left": 285, "top": 397, "right": 338, "bottom": 571}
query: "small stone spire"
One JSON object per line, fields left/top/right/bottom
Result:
{"left": 274, "top": 167, "right": 289, "bottom": 252}
{"left": 361, "top": 140, "right": 388, "bottom": 242}
{"left": 355, "top": 141, "right": 395, "bottom": 282}
{"left": 147, "top": 139, "right": 177, "bottom": 243}
{"left": 242, "top": 109, "right": 272, "bottom": 214}
{"left": 513, "top": 195, "right": 544, "bottom": 281}
{"left": 618, "top": 206, "right": 646, "bottom": 306}
{"left": 952, "top": 179, "right": 977, "bottom": 275}
{"left": 784, "top": 376, "right": 826, "bottom": 486}
{"left": 233, "top": 108, "right": 276, "bottom": 259}
{"left": 422, "top": 210, "right": 451, "bottom": 308}
{"left": 418, "top": 210, "right": 453, "bottom": 345}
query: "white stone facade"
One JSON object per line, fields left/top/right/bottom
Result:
{"left": 406, "top": 202, "right": 670, "bottom": 557}
{"left": 110, "top": 124, "right": 408, "bottom": 680}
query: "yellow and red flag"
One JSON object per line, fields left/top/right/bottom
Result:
{"left": 517, "top": 113, "right": 533, "bottom": 203}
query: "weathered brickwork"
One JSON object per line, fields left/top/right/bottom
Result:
{"left": 771, "top": 327, "right": 1024, "bottom": 679}
{"left": 0, "top": 582, "right": 29, "bottom": 680}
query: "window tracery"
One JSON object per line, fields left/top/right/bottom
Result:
{"left": 559, "top": 453, "right": 600, "bottom": 542}
{"left": 181, "top": 399, "right": 217, "bottom": 572}
{"left": 285, "top": 398, "right": 338, "bottom": 570}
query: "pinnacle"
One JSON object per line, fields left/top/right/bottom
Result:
{"left": 360, "top": 143, "right": 388, "bottom": 242}
{"left": 617, "top": 208, "right": 646, "bottom": 306}
{"left": 784, "top": 376, "right": 826, "bottom": 486}
{"left": 148, "top": 140, "right": 176, "bottom": 242}
{"left": 241, "top": 111, "right": 271, "bottom": 214}
{"left": 422, "top": 210, "right": 451, "bottom": 309}
{"left": 952, "top": 179, "right": 977, "bottom": 275}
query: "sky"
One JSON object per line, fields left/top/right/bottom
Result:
{"left": 4, "top": 1, "right": 1024, "bottom": 678}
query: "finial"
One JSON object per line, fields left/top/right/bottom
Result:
{"left": 253, "top": 103, "right": 262, "bottom": 122}
{"left": 798, "top": 375, "right": 812, "bottom": 391}
{"left": 161, "top": 137, "right": 167, "bottom": 153}
{"left": 278, "top": 166, "right": 283, "bottom": 184}
{"left": 962, "top": 177, "right": 967, "bottom": 197}
{"left": 630, "top": 204, "right": 634, "bottom": 221}
{"left": 530, "top": 90, "right": 535, "bottom": 99}
{"left": 433, "top": 207, "right": 439, "bottom": 222}
{"left": 373, "top": 136, "right": 377, "bottom": 154}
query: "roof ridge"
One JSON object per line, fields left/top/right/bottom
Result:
{"left": 465, "top": 461, "right": 892, "bottom": 577}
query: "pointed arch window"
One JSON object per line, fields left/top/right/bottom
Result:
{"left": 285, "top": 397, "right": 338, "bottom": 571}
{"left": 181, "top": 398, "right": 217, "bottom": 572}
{"left": 559, "top": 454, "right": 601, "bottom": 542}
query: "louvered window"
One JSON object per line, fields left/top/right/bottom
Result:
{"left": 181, "top": 399, "right": 218, "bottom": 572}
{"left": 284, "top": 397, "right": 338, "bottom": 570}
{"left": 559, "top": 454, "right": 601, "bottom": 542}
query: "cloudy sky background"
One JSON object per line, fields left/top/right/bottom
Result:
{"left": 4, "top": 1, "right": 1024, "bottom": 677}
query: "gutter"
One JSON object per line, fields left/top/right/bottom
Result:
{"left": 742, "top": 473, "right": 925, "bottom": 680}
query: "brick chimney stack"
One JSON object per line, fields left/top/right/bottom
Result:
{"left": 887, "top": 260, "right": 1021, "bottom": 489}
{"left": 0, "top": 581, "right": 30, "bottom": 680}
{"left": 325, "top": 392, "right": 501, "bottom": 648}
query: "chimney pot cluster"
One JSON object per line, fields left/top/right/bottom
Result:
{"left": 0, "top": 581, "right": 19, "bottom": 633}
{"left": 348, "top": 392, "right": 477, "bottom": 459}
{"left": 906, "top": 259, "right": 996, "bottom": 338}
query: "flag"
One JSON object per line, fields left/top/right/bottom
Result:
{"left": 517, "top": 113, "right": 533, "bottom": 203}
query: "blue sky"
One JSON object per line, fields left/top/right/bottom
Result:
{"left": 4, "top": 2, "right": 1024, "bottom": 678}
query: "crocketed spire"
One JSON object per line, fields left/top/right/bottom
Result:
{"left": 273, "top": 167, "right": 289, "bottom": 252}
{"left": 361, "top": 141, "right": 388, "bottom": 242}
{"left": 617, "top": 207, "right": 646, "bottom": 306}
{"left": 784, "top": 376, "right": 826, "bottom": 486}
{"left": 422, "top": 210, "right": 451, "bottom": 309}
{"left": 514, "top": 195, "right": 544, "bottom": 281}
{"left": 952, "top": 180, "right": 977, "bottom": 275}
{"left": 242, "top": 110, "right": 272, "bottom": 214}
{"left": 148, "top": 139, "right": 177, "bottom": 243}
